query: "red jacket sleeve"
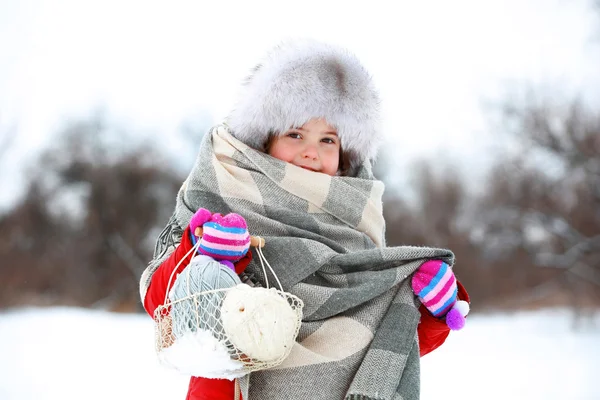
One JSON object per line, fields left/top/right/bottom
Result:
{"left": 142, "top": 226, "right": 253, "bottom": 318}
{"left": 186, "top": 377, "right": 238, "bottom": 400}
{"left": 144, "top": 226, "right": 252, "bottom": 400}
{"left": 417, "top": 280, "right": 470, "bottom": 357}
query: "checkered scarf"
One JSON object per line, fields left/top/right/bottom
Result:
{"left": 140, "top": 125, "right": 455, "bottom": 400}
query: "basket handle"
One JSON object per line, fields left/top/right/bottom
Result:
{"left": 162, "top": 228, "right": 269, "bottom": 306}
{"left": 194, "top": 227, "right": 283, "bottom": 291}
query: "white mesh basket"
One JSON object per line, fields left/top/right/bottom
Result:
{"left": 153, "top": 238, "right": 304, "bottom": 379}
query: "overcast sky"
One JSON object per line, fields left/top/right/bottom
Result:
{"left": 0, "top": 0, "right": 598, "bottom": 207}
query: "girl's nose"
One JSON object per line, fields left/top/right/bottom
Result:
{"left": 301, "top": 144, "right": 318, "bottom": 160}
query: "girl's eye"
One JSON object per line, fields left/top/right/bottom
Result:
{"left": 322, "top": 137, "right": 337, "bottom": 144}
{"left": 286, "top": 132, "right": 301, "bottom": 139}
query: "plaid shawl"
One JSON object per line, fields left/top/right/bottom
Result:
{"left": 140, "top": 125, "right": 455, "bottom": 400}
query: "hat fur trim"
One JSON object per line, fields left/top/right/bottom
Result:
{"left": 226, "top": 39, "right": 381, "bottom": 172}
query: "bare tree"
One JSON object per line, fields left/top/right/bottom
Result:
{"left": 382, "top": 161, "right": 494, "bottom": 308}
{"left": 0, "top": 116, "right": 184, "bottom": 311}
{"left": 474, "top": 94, "right": 600, "bottom": 318}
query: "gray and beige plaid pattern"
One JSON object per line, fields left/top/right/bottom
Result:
{"left": 141, "top": 126, "right": 455, "bottom": 400}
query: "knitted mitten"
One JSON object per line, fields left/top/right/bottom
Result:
{"left": 199, "top": 213, "right": 250, "bottom": 262}
{"left": 411, "top": 260, "right": 469, "bottom": 330}
{"left": 189, "top": 208, "right": 251, "bottom": 271}
{"left": 190, "top": 208, "right": 213, "bottom": 237}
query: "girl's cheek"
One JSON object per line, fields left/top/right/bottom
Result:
{"left": 326, "top": 146, "right": 340, "bottom": 155}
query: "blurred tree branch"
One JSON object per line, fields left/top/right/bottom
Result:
{"left": 0, "top": 115, "right": 184, "bottom": 311}
{"left": 473, "top": 90, "right": 600, "bottom": 318}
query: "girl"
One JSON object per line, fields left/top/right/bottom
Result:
{"left": 140, "top": 39, "right": 469, "bottom": 400}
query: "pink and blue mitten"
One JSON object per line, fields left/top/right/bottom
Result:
{"left": 411, "top": 260, "right": 469, "bottom": 330}
{"left": 189, "top": 208, "right": 251, "bottom": 271}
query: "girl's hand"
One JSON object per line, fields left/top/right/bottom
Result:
{"left": 411, "top": 260, "right": 469, "bottom": 330}
{"left": 189, "top": 208, "right": 213, "bottom": 238}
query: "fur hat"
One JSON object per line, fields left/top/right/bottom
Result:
{"left": 226, "top": 39, "right": 381, "bottom": 173}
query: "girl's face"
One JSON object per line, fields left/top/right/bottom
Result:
{"left": 268, "top": 118, "right": 340, "bottom": 176}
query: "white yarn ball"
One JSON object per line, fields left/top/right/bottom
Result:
{"left": 221, "top": 284, "right": 299, "bottom": 362}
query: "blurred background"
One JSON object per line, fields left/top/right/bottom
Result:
{"left": 0, "top": 0, "right": 599, "bottom": 399}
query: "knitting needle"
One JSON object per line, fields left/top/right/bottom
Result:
{"left": 194, "top": 227, "right": 266, "bottom": 248}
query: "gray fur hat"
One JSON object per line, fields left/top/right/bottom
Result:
{"left": 226, "top": 39, "right": 381, "bottom": 173}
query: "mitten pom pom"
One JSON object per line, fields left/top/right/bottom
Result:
{"left": 454, "top": 300, "right": 470, "bottom": 317}
{"left": 446, "top": 306, "right": 466, "bottom": 331}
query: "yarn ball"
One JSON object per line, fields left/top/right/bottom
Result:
{"left": 221, "top": 284, "right": 300, "bottom": 363}
{"left": 199, "top": 214, "right": 251, "bottom": 262}
{"left": 170, "top": 255, "right": 242, "bottom": 339}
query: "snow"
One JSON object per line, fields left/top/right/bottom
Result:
{"left": 159, "top": 328, "right": 245, "bottom": 380}
{"left": 1, "top": 307, "right": 598, "bottom": 399}
{"left": 421, "top": 309, "right": 600, "bottom": 399}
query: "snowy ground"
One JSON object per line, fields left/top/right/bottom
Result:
{"left": 0, "top": 307, "right": 598, "bottom": 400}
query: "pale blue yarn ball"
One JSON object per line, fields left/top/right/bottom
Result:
{"left": 170, "top": 255, "right": 242, "bottom": 339}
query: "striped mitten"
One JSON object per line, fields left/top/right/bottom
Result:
{"left": 411, "top": 260, "right": 469, "bottom": 330}
{"left": 189, "top": 208, "right": 251, "bottom": 271}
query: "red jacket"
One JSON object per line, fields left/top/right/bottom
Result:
{"left": 143, "top": 226, "right": 470, "bottom": 400}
